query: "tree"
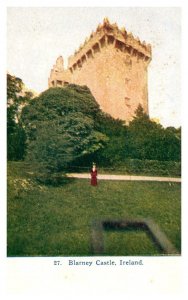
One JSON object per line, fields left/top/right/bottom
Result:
{"left": 92, "top": 112, "right": 128, "bottom": 165}
{"left": 21, "top": 86, "right": 108, "bottom": 176}
{"left": 127, "top": 104, "right": 181, "bottom": 161}
{"left": 7, "top": 73, "right": 32, "bottom": 160}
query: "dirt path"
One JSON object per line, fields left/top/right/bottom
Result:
{"left": 66, "top": 173, "right": 181, "bottom": 183}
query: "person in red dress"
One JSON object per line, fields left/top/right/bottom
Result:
{"left": 90, "top": 163, "right": 98, "bottom": 186}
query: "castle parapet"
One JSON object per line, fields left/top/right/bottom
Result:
{"left": 68, "top": 18, "right": 152, "bottom": 72}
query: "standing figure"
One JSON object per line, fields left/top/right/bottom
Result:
{"left": 90, "top": 163, "right": 98, "bottom": 186}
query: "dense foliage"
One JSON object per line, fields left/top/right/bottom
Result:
{"left": 8, "top": 74, "right": 181, "bottom": 176}
{"left": 93, "top": 105, "right": 181, "bottom": 166}
{"left": 21, "top": 85, "right": 108, "bottom": 175}
{"left": 126, "top": 105, "right": 181, "bottom": 161}
{"left": 7, "top": 74, "right": 32, "bottom": 160}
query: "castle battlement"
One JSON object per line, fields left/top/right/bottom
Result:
{"left": 48, "top": 18, "right": 152, "bottom": 122}
{"left": 68, "top": 18, "right": 151, "bottom": 72}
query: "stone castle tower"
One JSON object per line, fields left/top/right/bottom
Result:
{"left": 48, "top": 18, "right": 152, "bottom": 122}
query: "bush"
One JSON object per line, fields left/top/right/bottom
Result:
{"left": 114, "top": 159, "right": 181, "bottom": 177}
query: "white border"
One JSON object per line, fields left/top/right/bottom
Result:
{"left": 1, "top": 1, "right": 188, "bottom": 299}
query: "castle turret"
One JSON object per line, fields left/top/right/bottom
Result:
{"left": 48, "top": 56, "right": 70, "bottom": 88}
{"left": 55, "top": 56, "right": 64, "bottom": 71}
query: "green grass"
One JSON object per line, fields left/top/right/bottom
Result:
{"left": 7, "top": 162, "right": 181, "bottom": 256}
{"left": 104, "top": 230, "right": 161, "bottom": 256}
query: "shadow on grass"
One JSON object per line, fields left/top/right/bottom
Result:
{"left": 35, "top": 173, "right": 76, "bottom": 187}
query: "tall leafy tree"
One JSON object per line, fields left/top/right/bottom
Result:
{"left": 21, "top": 86, "right": 108, "bottom": 175}
{"left": 7, "top": 74, "right": 32, "bottom": 160}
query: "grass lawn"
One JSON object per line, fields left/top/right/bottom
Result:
{"left": 7, "top": 162, "right": 181, "bottom": 256}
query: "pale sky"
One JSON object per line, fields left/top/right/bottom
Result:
{"left": 7, "top": 7, "right": 181, "bottom": 127}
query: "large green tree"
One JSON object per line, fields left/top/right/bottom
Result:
{"left": 21, "top": 85, "right": 108, "bottom": 174}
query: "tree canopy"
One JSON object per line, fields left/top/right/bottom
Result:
{"left": 21, "top": 85, "right": 108, "bottom": 173}
{"left": 7, "top": 73, "right": 33, "bottom": 160}
{"left": 93, "top": 104, "right": 181, "bottom": 165}
{"left": 126, "top": 105, "right": 181, "bottom": 161}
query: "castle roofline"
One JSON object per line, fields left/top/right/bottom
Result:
{"left": 68, "top": 18, "right": 151, "bottom": 67}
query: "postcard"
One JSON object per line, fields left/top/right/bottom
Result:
{"left": 2, "top": 1, "right": 188, "bottom": 299}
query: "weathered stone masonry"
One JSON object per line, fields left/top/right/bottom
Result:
{"left": 48, "top": 18, "right": 152, "bottom": 122}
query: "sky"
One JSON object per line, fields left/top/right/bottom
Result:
{"left": 7, "top": 7, "right": 181, "bottom": 127}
